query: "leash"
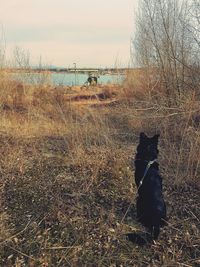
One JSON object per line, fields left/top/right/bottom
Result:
{"left": 137, "top": 159, "right": 158, "bottom": 193}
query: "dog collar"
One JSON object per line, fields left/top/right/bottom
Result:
{"left": 137, "top": 159, "right": 158, "bottom": 192}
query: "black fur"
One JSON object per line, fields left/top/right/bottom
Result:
{"left": 87, "top": 76, "right": 97, "bottom": 85}
{"left": 135, "top": 132, "right": 167, "bottom": 240}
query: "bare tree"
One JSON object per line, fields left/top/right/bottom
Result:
{"left": 132, "top": 0, "right": 200, "bottom": 104}
{"left": 13, "top": 46, "right": 30, "bottom": 69}
{"left": 0, "top": 25, "right": 6, "bottom": 68}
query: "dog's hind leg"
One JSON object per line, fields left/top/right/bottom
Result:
{"left": 146, "top": 225, "right": 160, "bottom": 241}
{"left": 152, "top": 226, "right": 160, "bottom": 240}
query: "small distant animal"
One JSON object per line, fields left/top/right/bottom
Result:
{"left": 134, "top": 132, "right": 167, "bottom": 240}
{"left": 87, "top": 76, "right": 97, "bottom": 85}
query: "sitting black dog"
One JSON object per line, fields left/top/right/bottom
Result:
{"left": 134, "top": 132, "right": 167, "bottom": 240}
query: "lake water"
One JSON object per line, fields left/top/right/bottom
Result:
{"left": 11, "top": 72, "right": 124, "bottom": 86}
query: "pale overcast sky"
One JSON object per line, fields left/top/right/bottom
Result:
{"left": 0, "top": 0, "right": 137, "bottom": 67}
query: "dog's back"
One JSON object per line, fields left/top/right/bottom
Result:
{"left": 135, "top": 133, "right": 167, "bottom": 240}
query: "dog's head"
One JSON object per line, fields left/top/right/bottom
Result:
{"left": 136, "top": 132, "right": 159, "bottom": 161}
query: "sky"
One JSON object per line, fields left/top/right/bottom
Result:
{"left": 0, "top": 0, "right": 136, "bottom": 68}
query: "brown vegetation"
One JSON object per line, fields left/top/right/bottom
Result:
{"left": 0, "top": 69, "right": 199, "bottom": 266}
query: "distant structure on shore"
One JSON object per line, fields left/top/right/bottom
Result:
{"left": 5, "top": 67, "right": 129, "bottom": 75}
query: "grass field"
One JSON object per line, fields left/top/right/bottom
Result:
{"left": 0, "top": 71, "right": 199, "bottom": 266}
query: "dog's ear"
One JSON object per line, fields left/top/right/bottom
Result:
{"left": 152, "top": 134, "right": 160, "bottom": 144}
{"left": 140, "top": 132, "right": 147, "bottom": 142}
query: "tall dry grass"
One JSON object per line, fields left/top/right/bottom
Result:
{"left": 0, "top": 70, "right": 199, "bottom": 266}
{"left": 123, "top": 69, "right": 200, "bottom": 185}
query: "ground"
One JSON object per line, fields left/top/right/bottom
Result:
{"left": 0, "top": 81, "right": 199, "bottom": 266}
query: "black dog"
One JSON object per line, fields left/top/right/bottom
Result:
{"left": 134, "top": 132, "right": 167, "bottom": 240}
{"left": 87, "top": 76, "right": 97, "bottom": 85}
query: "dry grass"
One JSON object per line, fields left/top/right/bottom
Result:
{"left": 0, "top": 71, "right": 199, "bottom": 266}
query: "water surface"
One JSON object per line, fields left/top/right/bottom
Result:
{"left": 11, "top": 72, "right": 124, "bottom": 86}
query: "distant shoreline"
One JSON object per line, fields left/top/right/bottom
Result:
{"left": 2, "top": 67, "right": 135, "bottom": 75}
